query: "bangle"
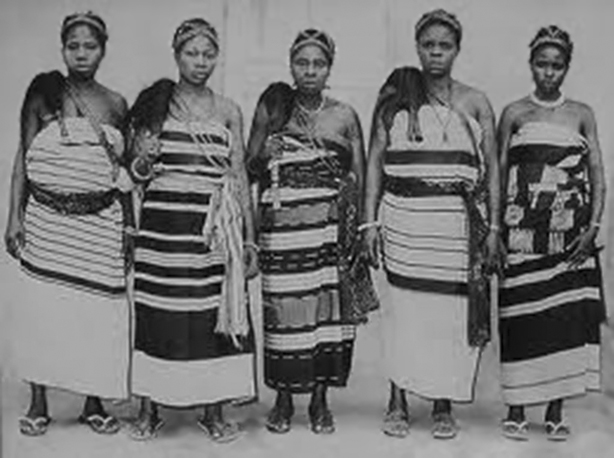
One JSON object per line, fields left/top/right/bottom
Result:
{"left": 358, "top": 221, "right": 380, "bottom": 232}
{"left": 489, "top": 223, "right": 500, "bottom": 232}
{"left": 244, "top": 241, "right": 260, "bottom": 252}
{"left": 124, "top": 226, "right": 137, "bottom": 236}
{"left": 589, "top": 221, "right": 601, "bottom": 229}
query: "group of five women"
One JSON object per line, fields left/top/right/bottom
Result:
{"left": 4, "top": 7, "right": 607, "bottom": 445}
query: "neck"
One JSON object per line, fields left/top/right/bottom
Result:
{"left": 66, "top": 72, "right": 96, "bottom": 89}
{"left": 296, "top": 91, "right": 324, "bottom": 111}
{"left": 423, "top": 73, "right": 453, "bottom": 101}
{"left": 534, "top": 87, "right": 562, "bottom": 102}
{"left": 176, "top": 78, "right": 211, "bottom": 97}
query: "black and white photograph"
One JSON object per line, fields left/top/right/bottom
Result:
{"left": 1, "top": 0, "right": 613, "bottom": 457}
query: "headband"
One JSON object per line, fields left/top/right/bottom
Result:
{"left": 415, "top": 9, "right": 462, "bottom": 45}
{"left": 61, "top": 11, "right": 108, "bottom": 42}
{"left": 290, "top": 28, "right": 335, "bottom": 64}
{"left": 530, "top": 25, "right": 573, "bottom": 62}
{"left": 172, "top": 18, "right": 219, "bottom": 52}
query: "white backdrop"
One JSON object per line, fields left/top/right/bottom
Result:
{"left": 1, "top": 0, "right": 614, "bottom": 365}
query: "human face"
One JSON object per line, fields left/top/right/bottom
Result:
{"left": 530, "top": 45, "right": 568, "bottom": 97}
{"left": 416, "top": 23, "right": 459, "bottom": 77}
{"left": 62, "top": 25, "right": 104, "bottom": 79}
{"left": 290, "top": 45, "right": 331, "bottom": 95}
{"left": 175, "top": 35, "right": 218, "bottom": 86}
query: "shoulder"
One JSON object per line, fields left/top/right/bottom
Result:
{"left": 326, "top": 97, "right": 360, "bottom": 124}
{"left": 98, "top": 84, "right": 128, "bottom": 117}
{"left": 565, "top": 98, "right": 595, "bottom": 119}
{"left": 215, "top": 93, "right": 241, "bottom": 116}
{"left": 455, "top": 82, "right": 492, "bottom": 111}
{"left": 500, "top": 97, "right": 530, "bottom": 124}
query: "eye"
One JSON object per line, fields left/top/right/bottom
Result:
{"left": 85, "top": 42, "right": 99, "bottom": 51}
{"left": 440, "top": 42, "right": 453, "bottom": 51}
{"left": 313, "top": 60, "right": 327, "bottom": 70}
{"left": 552, "top": 62, "right": 566, "bottom": 71}
{"left": 66, "top": 42, "right": 79, "bottom": 50}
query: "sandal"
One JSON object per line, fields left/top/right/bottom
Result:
{"left": 197, "top": 417, "right": 241, "bottom": 443}
{"left": 19, "top": 416, "right": 51, "bottom": 437}
{"left": 78, "top": 413, "right": 121, "bottom": 435}
{"left": 309, "top": 406, "right": 335, "bottom": 435}
{"left": 431, "top": 413, "right": 458, "bottom": 440}
{"left": 501, "top": 419, "right": 529, "bottom": 441}
{"left": 126, "top": 416, "right": 165, "bottom": 441}
{"left": 545, "top": 421, "right": 570, "bottom": 442}
{"left": 382, "top": 409, "right": 410, "bottom": 438}
{"left": 265, "top": 406, "right": 293, "bottom": 434}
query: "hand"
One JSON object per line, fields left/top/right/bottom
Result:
{"left": 4, "top": 215, "right": 24, "bottom": 260}
{"left": 484, "top": 230, "right": 504, "bottom": 276}
{"left": 363, "top": 226, "right": 381, "bottom": 269}
{"left": 263, "top": 136, "right": 285, "bottom": 163}
{"left": 243, "top": 243, "right": 259, "bottom": 279}
{"left": 566, "top": 226, "right": 598, "bottom": 269}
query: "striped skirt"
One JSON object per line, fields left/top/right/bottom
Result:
{"left": 132, "top": 173, "right": 254, "bottom": 406}
{"left": 381, "top": 192, "right": 481, "bottom": 401}
{"left": 260, "top": 187, "right": 355, "bottom": 393}
{"left": 499, "top": 253, "right": 602, "bottom": 405}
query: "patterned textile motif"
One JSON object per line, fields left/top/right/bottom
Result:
{"left": 259, "top": 133, "right": 356, "bottom": 393}
{"left": 21, "top": 117, "right": 126, "bottom": 296}
{"left": 499, "top": 122, "right": 604, "bottom": 406}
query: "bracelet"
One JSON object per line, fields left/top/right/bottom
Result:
{"left": 489, "top": 223, "right": 500, "bottom": 232}
{"left": 244, "top": 241, "right": 260, "bottom": 252}
{"left": 590, "top": 221, "right": 601, "bottom": 228}
{"left": 124, "top": 226, "right": 137, "bottom": 236}
{"left": 358, "top": 221, "right": 381, "bottom": 232}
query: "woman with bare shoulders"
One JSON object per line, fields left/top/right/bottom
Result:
{"left": 124, "top": 18, "right": 258, "bottom": 442}
{"left": 246, "top": 29, "right": 369, "bottom": 435}
{"left": 363, "top": 9, "right": 500, "bottom": 439}
{"left": 4, "top": 12, "right": 133, "bottom": 436}
{"left": 498, "top": 26, "right": 606, "bottom": 442}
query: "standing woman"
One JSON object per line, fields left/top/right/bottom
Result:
{"left": 498, "top": 26, "right": 606, "bottom": 442}
{"left": 4, "top": 12, "right": 133, "bottom": 436}
{"left": 126, "top": 18, "right": 258, "bottom": 442}
{"left": 363, "top": 9, "right": 500, "bottom": 439}
{"left": 247, "top": 29, "right": 366, "bottom": 434}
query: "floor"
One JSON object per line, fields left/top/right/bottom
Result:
{"left": 3, "top": 275, "right": 614, "bottom": 458}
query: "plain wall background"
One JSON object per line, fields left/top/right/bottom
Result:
{"left": 1, "top": 0, "right": 613, "bottom": 383}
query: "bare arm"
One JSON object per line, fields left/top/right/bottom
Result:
{"left": 345, "top": 107, "right": 366, "bottom": 214}
{"left": 475, "top": 93, "right": 500, "bottom": 229}
{"left": 496, "top": 104, "right": 517, "bottom": 204}
{"left": 581, "top": 106, "right": 606, "bottom": 229}
{"left": 228, "top": 101, "right": 256, "bottom": 245}
{"left": 363, "top": 112, "right": 388, "bottom": 225}
{"left": 4, "top": 91, "right": 43, "bottom": 258}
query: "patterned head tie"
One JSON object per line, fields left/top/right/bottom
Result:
{"left": 61, "top": 11, "right": 108, "bottom": 45}
{"left": 290, "top": 28, "right": 336, "bottom": 65}
{"left": 530, "top": 25, "right": 573, "bottom": 64}
{"left": 415, "top": 9, "right": 462, "bottom": 46}
{"left": 172, "top": 18, "right": 219, "bottom": 53}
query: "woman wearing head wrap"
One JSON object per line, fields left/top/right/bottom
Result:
{"left": 246, "top": 28, "right": 368, "bottom": 435}
{"left": 363, "top": 9, "right": 500, "bottom": 439}
{"left": 124, "top": 18, "right": 258, "bottom": 442}
{"left": 497, "top": 26, "right": 606, "bottom": 442}
{"left": 4, "top": 12, "right": 133, "bottom": 436}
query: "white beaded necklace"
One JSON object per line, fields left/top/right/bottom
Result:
{"left": 530, "top": 90, "right": 566, "bottom": 110}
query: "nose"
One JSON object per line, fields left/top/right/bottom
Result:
{"left": 76, "top": 46, "right": 87, "bottom": 59}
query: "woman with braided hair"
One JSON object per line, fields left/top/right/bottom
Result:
{"left": 363, "top": 9, "right": 500, "bottom": 440}
{"left": 125, "top": 18, "right": 258, "bottom": 442}
{"left": 4, "top": 12, "right": 133, "bottom": 436}
{"left": 498, "top": 25, "right": 606, "bottom": 442}
{"left": 247, "top": 28, "right": 368, "bottom": 435}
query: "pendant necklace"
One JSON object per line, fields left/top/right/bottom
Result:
{"left": 428, "top": 80, "right": 454, "bottom": 143}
